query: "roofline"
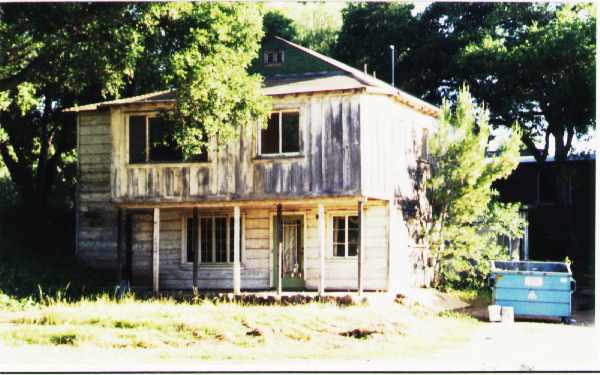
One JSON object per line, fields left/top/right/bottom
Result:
{"left": 273, "top": 36, "right": 440, "bottom": 117}
{"left": 64, "top": 37, "right": 440, "bottom": 118}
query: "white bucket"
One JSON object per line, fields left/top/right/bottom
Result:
{"left": 501, "top": 306, "right": 515, "bottom": 323}
{"left": 488, "top": 304, "right": 502, "bottom": 322}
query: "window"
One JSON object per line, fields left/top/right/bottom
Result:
{"left": 263, "top": 49, "right": 284, "bottom": 65}
{"left": 184, "top": 215, "right": 242, "bottom": 264}
{"left": 128, "top": 115, "right": 208, "bottom": 164}
{"left": 332, "top": 215, "right": 359, "bottom": 257}
{"left": 258, "top": 111, "right": 300, "bottom": 155}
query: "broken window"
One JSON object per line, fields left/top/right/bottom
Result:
{"left": 259, "top": 110, "right": 300, "bottom": 155}
{"left": 332, "top": 215, "right": 359, "bottom": 257}
{"left": 128, "top": 114, "right": 208, "bottom": 164}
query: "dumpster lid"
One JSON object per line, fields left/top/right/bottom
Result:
{"left": 490, "top": 260, "right": 571, "bottom": 274}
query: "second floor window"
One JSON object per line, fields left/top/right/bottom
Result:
{"left": 259, "top": 111, "right": 300, "bottom": 156}
{"left": 128, "top": 115, "right": 208, "bottom": 164}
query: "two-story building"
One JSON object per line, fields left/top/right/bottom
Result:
{"left": 66, "top": 37, "right": 439, "bottom": 294}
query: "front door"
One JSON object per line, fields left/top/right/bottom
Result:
{"left": 273, "top": 216, "right": 304, "bottom": 289}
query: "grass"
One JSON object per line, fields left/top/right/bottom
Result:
{"left": 0, "top": 208, "right": 483, "bottom": 364}
{"left": 0, "top": 293, "right": 481, "bottom": 363}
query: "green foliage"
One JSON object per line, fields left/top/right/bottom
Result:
{"left": 428, "top": 87, "right": 525, "bottom": 289}
{"left": 263, "top": 10, "right": 298, "bottom": 41}
{"left": 333, "top": 3, "right": 595, "bottom": 163}
{"left": 147, "top": 3, "right": 271, "bottom": 157}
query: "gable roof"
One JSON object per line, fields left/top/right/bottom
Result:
{"left": 64, "top": 37, "right": 439, "bottom": 117}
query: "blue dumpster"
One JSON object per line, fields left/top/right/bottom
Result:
{"left": 489, "top": 260, "right": 576, "bottom": 322}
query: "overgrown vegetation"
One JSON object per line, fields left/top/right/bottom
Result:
{"left": 0, "top": 291, "right": 479, "bottom": 361}
{"left": 427, "top": 87, "right": 525, "bottom": 290}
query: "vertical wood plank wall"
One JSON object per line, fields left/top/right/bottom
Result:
{"left": 110, "top": 93, "right": 362, "bottom": 202}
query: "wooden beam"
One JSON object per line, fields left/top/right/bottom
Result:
{"left": 192, "top": 207, "right": 199, "bottom": 292}
{"left": 358, "top": 200, "right": 364, "bottom": 295}
{"left": 152, "top": 207, "right": 160, "bottom": 294}
{"left": 276, "top": 203, "right": 283, "bottom": 295}
{"left": 318, "top": 204, "right": 325, "bottom": 295}
{"left": 233, "top": 206, "right": 241, "bottom": 295}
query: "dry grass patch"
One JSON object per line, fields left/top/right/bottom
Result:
{"left": 0, "top": 294, "right": 480, "bottom": 362}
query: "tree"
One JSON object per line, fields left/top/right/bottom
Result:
{"left": 428, "top": 87, "right": 525, "bottom": 289}
{"left": 0, "top": 3, "right": 272, "bottom": 211}
{"left": 153, "top": 3, "right": 271, "bottom": 157}
{"left": 333, "top": 3, "right": 418, "bottom": 85}
{"left": 0, "top": 4, "right": 146, "bottom": 211}
{"left": 263, "top": 10, "right": 298, "bottom": 41}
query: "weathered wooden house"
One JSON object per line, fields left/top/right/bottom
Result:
{"left": 66, "top": 37, "right": 438, "bottom": 294}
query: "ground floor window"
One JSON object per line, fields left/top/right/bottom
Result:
{"left": 332, "top": 215, "right": 359, "bottom": 257}
{"left": 184, "top": 215, "right": 242, "bottom": 264}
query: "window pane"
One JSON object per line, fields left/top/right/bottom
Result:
{"left": 129, "top": 116, "right": 146, "bottom": 163}
{"left": 215, "top": 217, "right": 227, "bottom": 263}
{"left": 348, "top": 216, "right": 359, "bottom": 257}
{"left": 149, "top": 117, "right": 183, "bottom": 162}
{"left": 186, "top": 217, "right": 195, "bottom": 262}
{"left": 260, "top": 113, "right": 279, "bottom": 154}
{"left": 333, "top": 217, "right": 346, "bottom": 257}
{"left": 200, "top": 218, "right": 213, "bottom": 263}
{"left": 276, "top": 50, "right": 284, "bottom": 64}
{"left": 281, "top": 112, "right": 300, "bottom": 153}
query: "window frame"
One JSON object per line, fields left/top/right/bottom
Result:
{"left": 126, "top": 113, "right": 209, "bottom": 165}
{"left": 329, "top": 213, "right": 360, "bottom": 259}
{"left": 257, "top": 109, "right": 302, "bottom": 157}
{"left": 263, "top": 49, "right": 284, "bottom": 66}
{"left": 181, "top": 213, "right": 245, "bottom": 266}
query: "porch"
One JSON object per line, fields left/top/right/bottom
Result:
{"left": 113, "top": 197, "right": 407, "bottom": 295}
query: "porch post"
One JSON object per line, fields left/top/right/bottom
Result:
{"left": 233, "top": 205, "right": 241, "bottom": 295}
{"left": 192, "top": 207, "right": 199, "bottom": 292}
{"left": 276, "top": 204, "right": 283, "bottom": 295}
{"left": 358, "top": 200, "right": 365, "bottom": 295}
{"left": 318, "top": 204, "right": 325, "bottom": 295}
{"left": 152, "top": 207, "right": 160, "bottom": 294}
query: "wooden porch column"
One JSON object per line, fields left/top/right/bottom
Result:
{"left": 358, "top": 200, "right": 365, "bottom": 295}
{"left": 318, "top": 204, "right": 325, "bottom": 295}
{"left": 276, "top": 204, "right": 283, "bottom": 295}
{"left": 192, "top": 207, "right": 199, "bottom": 292}
{"left": 152, "top": 207, "right": 160, "bottom": 294}
{"left": 233, "top": 206, "right": 241, "bottom": 295}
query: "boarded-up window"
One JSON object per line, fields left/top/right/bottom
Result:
{"left": 259, "top": 110, "right": 300, "bottom": 155}
{"left": 129, "top": 116, "right": 146, "bottom": 163}
{"left": 332, "top": 215, "right": 359, "bottom": 257}
{"left": 128, "top": 115, "right": 208, "bottom": 164}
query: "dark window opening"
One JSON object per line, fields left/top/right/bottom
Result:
{"left": 129, "top": 116, "right": 146, "bottom": 163}
{"left": 259, "top": 111, "right": 300, "bottom": 155}
{"left": 128, "top": 115, "right": 208, "bottom": 164}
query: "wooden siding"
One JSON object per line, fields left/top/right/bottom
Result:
{"left": 110, "top": 94, "right": 361, "bottom": 202}
{"left": 78, "top": 111, "right": 118, "bottom": 269}
{"left": 117, "top": 201, "right": 389, "bottom": 291}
